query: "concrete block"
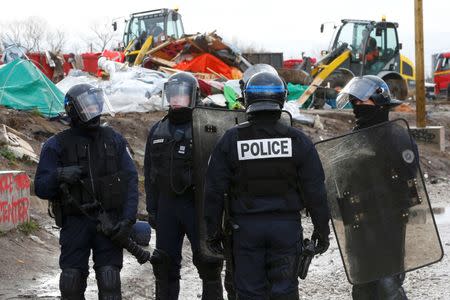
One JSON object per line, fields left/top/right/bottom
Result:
{"left": 409, "top": 126, "right": 445, "bottom": 152}
{"left": 0, "top": 171, "right": 31, "bottom": 232}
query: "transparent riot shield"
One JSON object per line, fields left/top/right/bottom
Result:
{"left": 314, "top": 119, "right": 443, "bottom": 285}
{"left": 192, "top": 107, "right": 292, "bottom": 257}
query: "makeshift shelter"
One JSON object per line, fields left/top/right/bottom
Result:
{"left": 0, "top": 59, "right": 64, "bottom": 117}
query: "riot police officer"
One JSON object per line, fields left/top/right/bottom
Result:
{"left": 144, "top": 72, "right": 223, "bottom": 299}
{"left": 204, "top": 71, "right": 331, "bottom": 299}
{"left": 336, "top": 75, "right": 410, "bottom": 300}
{"left": 34, "top": 84, "right": 139, "bottom": 299}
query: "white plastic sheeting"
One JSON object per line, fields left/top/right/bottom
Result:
{"left": 57, "top": 67, "right": 168, "bottom": 113}
{"left": 282, "top": 101, "right": 316, "bottom": 126}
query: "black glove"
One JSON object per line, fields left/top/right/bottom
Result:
{"left": 148, "top": 213, "right": 157, "bottom": 230}
{"left": 312, "top": 230, "right": 330, "bottom": 255}
{"left": 111, "top": 219, "right": 133, "bottom": 245}
{"left": 57, "top": 166, "right": 84, "bottom": 184}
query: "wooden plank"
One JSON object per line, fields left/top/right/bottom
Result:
{"left": 148, "top": 56, "right": 176, "bottom": 68}
{"left": 145, "top": 39, "right": 173, "bottom": 56}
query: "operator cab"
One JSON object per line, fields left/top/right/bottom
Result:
{"left": 122, "top": 8, "right": 185, "bottom": 48}
{"left": 332, "top": 19, "right": 401, "bottom": 76}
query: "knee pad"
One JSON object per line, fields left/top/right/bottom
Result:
{"left": 267, "top": 255, "right": 296, "bottom": 282}
{"left": 60, "top": 268, "right": 88, "bottom": 300}
{"left": 193, "top": 252, "right": 222, "bottom": 281}
{"left": 95, "top": 266, "right": 121, "bottom": 300}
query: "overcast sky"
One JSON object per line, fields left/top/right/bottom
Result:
{"left": 1, "top": 0, "right": 449, "bottom": 74}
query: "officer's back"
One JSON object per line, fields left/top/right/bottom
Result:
{"left": 204, "top": 71, "right": 330, "bottom": 300}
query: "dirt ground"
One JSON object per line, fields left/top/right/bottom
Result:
{"left": 0, "top": 103, "right": 449, "bottom": 299}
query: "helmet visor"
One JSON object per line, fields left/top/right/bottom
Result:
{"left": 243, "top": 64, "right": 278, "bottom": 83}
{"left": 336, "top": 77, "right": 380, "bottom": 109}
{"left": 73, "top": 88, "right": 115, "bottom": 122}
{"left": 163, "top": 81, "right": 196, "bottom": 109}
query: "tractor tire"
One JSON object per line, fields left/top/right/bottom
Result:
{"left": 383, "top": 76, "right": 408, "bottom": 100}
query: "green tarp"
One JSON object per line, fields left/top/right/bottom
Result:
{"left": 0, "top": 59, "right": 64, "bottom": 117}
{"left": 223, "top": 85, "right": 241, "bottom": 110}
{"left": 287, "top": 82, "right": 312, "bottom": 109}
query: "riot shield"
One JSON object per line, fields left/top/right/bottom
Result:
{"left": 192, "top": 107, "right": 292, "bottom": 257}
{"left": 314, "top": 119, "right": 443, "bottom": 285}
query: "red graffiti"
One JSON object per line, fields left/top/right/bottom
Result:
{"left": 0, "top": 174, "right": 13, "bottom": 193}
{"left": 13, "top": 173, "right": 30, "bottom": 190}
{"left": 0, "top": 197, "right": 29, "bottom": 225}
{"left": 0, "top": 173, "right": 30, "bottom": 192}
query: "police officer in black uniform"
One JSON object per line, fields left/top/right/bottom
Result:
{"left": 35, "top": 84, "right": 139, "bottom": 299}
{"left": 336, "top": 75, "right": 412, "bottom": 300}
{"left": 144, "top": 72, "right": 223, "bottom": 299}
{"left": 204, "top": 71, "right": 331, "bottom": 299}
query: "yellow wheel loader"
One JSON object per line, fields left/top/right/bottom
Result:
{"left": 297, "top": 18, "right": 415, "bottom": 108}
{"left": 113, "top": 8, "right": 185, "bottom": 66}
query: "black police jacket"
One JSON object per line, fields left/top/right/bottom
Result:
{"left": 144, "top": 117, "right": 193, "bottom": 211}
{"left": 204, "top": 119, "right": 330, "bottom": 237}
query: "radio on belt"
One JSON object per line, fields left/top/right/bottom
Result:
{"left": 237, "top": 138, "right": 292, "bottom": 161}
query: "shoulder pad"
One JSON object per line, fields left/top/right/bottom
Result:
{"left": 54, "top": 127, "right": 73, "bottom": 141}
{"left": 99, "top": 126, "right": 115, "bottom": 139}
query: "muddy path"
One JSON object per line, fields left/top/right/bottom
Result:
{"left": 0, "top": 107, "right": 449, "bottom": 299}
{"left": 1, "top": 179, "right": 448, "bottom": 299}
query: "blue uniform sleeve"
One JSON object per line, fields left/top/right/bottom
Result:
{"left": 34, "top": 136, "right": 62, "bottom": 200}
{"left": 114, "top": 132, "right": 139, "bottom": 222}
{"left": 204, "top": 130, "right": 235, "bottom": 236}
{"left": 144, "top": 123, "right": 159, "bottom": 216}
{"left": 295, "top": 132, "right": 331, "bottom": 237}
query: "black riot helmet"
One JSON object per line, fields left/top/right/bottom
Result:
{"left": 239, "top": 64, "right": 278, "bottom": 96}
{"left": 242, "top": 64, "right": 278, "bottom": 86}
{"left": 243, "top": 71, "right": 287, "bottom": 113}
{"left": 163, "top": 72, "right": 199, "bottom": 110}
{"left": 336, "top": 75, "right": 403, "bottom": 109}
{"left": 64, "top": 83, "right": 114, "bottom": 129}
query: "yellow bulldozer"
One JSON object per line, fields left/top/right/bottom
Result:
{"left": 112, "top": 8, "right": 185, "bottom": 66}
{"left": 295, "top": 18, "right": 415, "bottom": 108}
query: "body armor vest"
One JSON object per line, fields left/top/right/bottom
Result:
{"left": 149, "top": 118, "right": 193, "bottom": 196}
{"left": 232, "top": 120, "right": 302, "bottom": 212}
{"left": 56, "top": 127, "right": 125, "bottom": 215}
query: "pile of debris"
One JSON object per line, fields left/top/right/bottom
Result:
{"left": 135, "top": 31, "right": 250, "bottom": 80}
{"left": 55, "top": 31, "right": 255, "bottom": 114}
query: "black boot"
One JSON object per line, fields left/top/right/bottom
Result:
{"left": 271, "top": 289, "right": 299, "bottom": 300}
{"left": 202, "top": 279, "right": 223, "bottom": 300}
{"left": 224, "top": 267, "right": 236, "bottom": 300}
